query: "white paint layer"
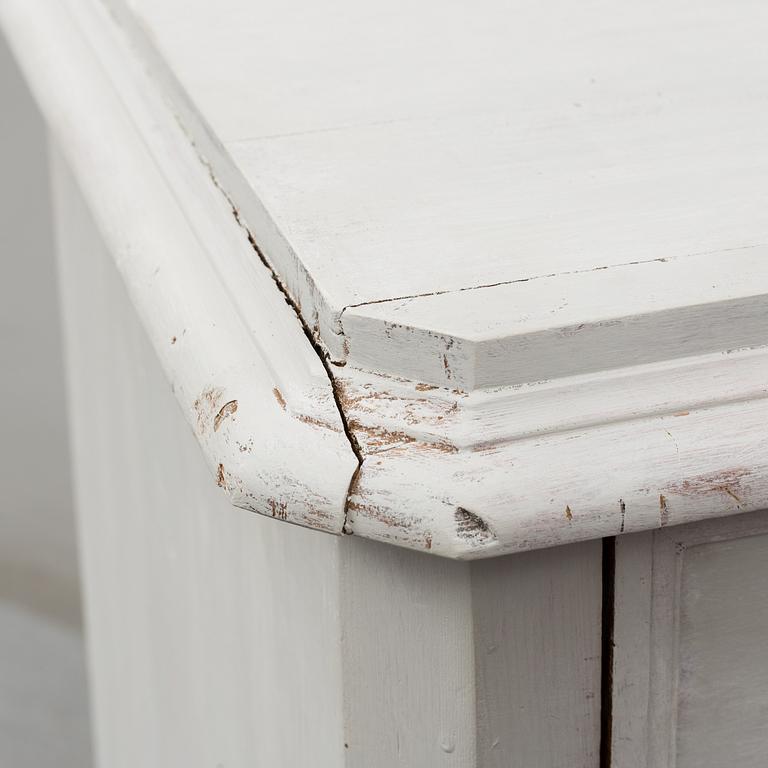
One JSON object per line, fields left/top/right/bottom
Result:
{"left": 52, "top": 160, "right": 602, "bottom": 764}
{"left": 106, "top": 0, "right": 768, "bottom": 388}
{"left": 0, "top": 0, "right": 359, "bottom": 533}
{"left": 3, "top": 0, "right": 767, "bottom": 559}
{"left": 612, "top": 510, "right": 768, "bottom": 768}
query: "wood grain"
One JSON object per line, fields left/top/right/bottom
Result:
{"left": 107, "top": 0, "right": 768, "bottom": 388}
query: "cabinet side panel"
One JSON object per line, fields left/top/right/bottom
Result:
{"left": 340, "top": 538, "right": 476, "bottom": 767}
{"left": 51, "top": 147, "right": 346, "bottom": 768}
{"left": 472, "top": 539, "right": 603, "bottom": 768}
{"left": 0, "top": 36, "right": 92, "bottom": 768}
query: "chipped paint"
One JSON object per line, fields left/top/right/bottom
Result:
{"left": 194, "top": 386, "right": 224, "bottom": 434}
{"left": 659, "top": 494, "right": 669, "bottom": 526}
{"left": 272, "top": 387, "right": 287, "bottom": 410}
{"left": 295, "top": 413, "right": 344, "bottom": 432}
{"left": 666, "top": 467, "right": 751, "bottom": 509}
{"left": 267, "top": 498, "right": 288, "bottom": 520}
{"left": 213, "top": 399, "right": 238, "bottom": 431}
{"left": 455, "top": 507, "right": 495, "bottom": 544}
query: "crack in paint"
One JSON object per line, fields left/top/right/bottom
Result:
{"left": 172, "top": 115, "right": 364, "bottom": 533}
{"left": 336, "top": 241, "right": 767, "bottom": 329}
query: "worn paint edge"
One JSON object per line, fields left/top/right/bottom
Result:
{"left": 0, "top": 0, "right": 360, "bottom": 533}
{"left": 8, "top": 0, "right": 768, "bottom": 561}
{"left": 94, "top": 0, "right": 768, "bottom": 396}
{"left": 345, "top": 396, "right": 768, "bottom": 559}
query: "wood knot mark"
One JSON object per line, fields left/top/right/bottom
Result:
{"left": 455, "top": 507, "right": 494, "bottom": 543}
{"left": 213, "top": 400, "right": 238, "bottom": 431}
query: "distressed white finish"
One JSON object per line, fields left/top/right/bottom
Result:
{"left": 8, "top": 1, "right": 768, "bottom": 765}
{"left": 341, "top": 256, "right": 768, "bottom": 389}
{"left": 52, "top": 149, "right": 602, "bottom": 765}
{"left": 612, "top": 510, "right": 768, "bottom": 768}
{"left": 105, "top": 0, "right": 768, "bottom": 379}
{"left": 52, "top": 151, "right": 346, "bottom": 766}
{"left": 341, "top": 355, "right": 768, "bottom": 556}
{"left": 68, "top": 0, "right": 768, "bottom": 555}
{"left": 3, "top": 0, "right": 767, "bottom": 558}
{"left": 0, "top": 0, "right": 358, "bottom": 536}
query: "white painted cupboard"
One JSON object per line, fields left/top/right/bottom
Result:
{"left": 2, "top": 0, "right": 767, "bottom": 765}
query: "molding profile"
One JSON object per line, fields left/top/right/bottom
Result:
{"left": 3, "top": 0, "right": 767, "bottom": 559}
{"left": 340, "top": 350, "right": 768, "bottom": 558}
{"left": 0, "top": 0, "right": 359, "bottom": 534}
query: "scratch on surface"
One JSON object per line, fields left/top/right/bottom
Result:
{"left": 295, "top": 413, "right": 344, "bottom": 432}
{"left": 722, "top": 486, "right": 743, "bottom": 504}
{"left": 665, "top": 430, "right": 680, "bottom": 456}
{"left": 272, "top": 387, "right": 287, "bottom": 411}
{"left": 666, "top": 467, "right": 751, "bottom": 510}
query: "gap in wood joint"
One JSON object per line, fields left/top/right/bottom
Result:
{"left": 599, "top": 536, "right": 617, "bottom": 768}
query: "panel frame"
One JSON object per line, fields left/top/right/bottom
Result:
{"left": 612, "top": 510, "right": 768, "bottom": 767}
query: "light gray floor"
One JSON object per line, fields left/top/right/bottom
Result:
{"left": 0, "top": 32, "right": 92, "bottom": 767}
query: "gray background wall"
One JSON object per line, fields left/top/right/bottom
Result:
{"left": 0, "top": 32, "right": 92, "bottom": 767}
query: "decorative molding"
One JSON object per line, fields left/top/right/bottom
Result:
{"left": 3, "top": 0, "right": 767, "bottom": 558}
{"left": 0, "top": 0, "right": 359, "bottom": 533}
